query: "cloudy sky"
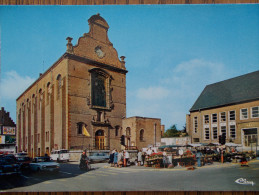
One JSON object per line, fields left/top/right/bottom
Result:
{"left": 0, "top": 5, "right": 258, "bottom": 130}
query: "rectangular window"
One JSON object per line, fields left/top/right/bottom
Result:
{"left": 204, "top": 115, "right": 209, "bottom": 124}
{"left": 240, "top": 108, "right": 248, "bottom": 120}
{"left": 193, "top": 138, "right": 200, "bottom": 142}
{"left": 229, "top": 110, "right": 235, "bottom": 121}
{"left": 213, "top": 127, "right": 218, "bottom": 139}
{"left": 194, "top": 117, "right": 198, "bottom": 133}
{"left": 204, "top": 128, "right": 210, "bottom": 140}
{"left": 212, "top": 113, "right": 217, "bottom": 123}
{"left": 221, "top": 126, "right": 226, "bottom": 136}
{"left": 251, "top": 107, "right": 259, "bottom": 118}
{"left": 229, "top": 125, "right": 236, "bottom": 139}
{"left": 220, "top": 112, "right": 226, "bottom": 122}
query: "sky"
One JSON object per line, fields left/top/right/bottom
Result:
{"left": 0, "top": 5, "right": 258, "bottom": 130}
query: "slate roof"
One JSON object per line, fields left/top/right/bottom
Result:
{"left": 190, "top": 70, "right": 259, "bottom": 112}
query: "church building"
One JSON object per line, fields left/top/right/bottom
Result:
{"left": 16, "top": 14, "right": 162, "bottom": 157}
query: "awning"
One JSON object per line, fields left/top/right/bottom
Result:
{"left": 225, "top": 143, "right": 242, "bottom": 147}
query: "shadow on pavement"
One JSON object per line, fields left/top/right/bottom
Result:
{"left": 0, "top": 163, "right": 90, "bottom": 191}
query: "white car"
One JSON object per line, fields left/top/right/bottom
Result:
{"left": 50, "top": 149, "right": 70, "bottom": 162}
{"left": 30, "top": 157, "right": 60, "bottom": 173}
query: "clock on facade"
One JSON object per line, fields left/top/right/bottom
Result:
{"left": 95, "top": 46, "right": 105, "bottom": 59}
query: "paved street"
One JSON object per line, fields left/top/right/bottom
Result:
{"left": 1, "top": 160, "right": 259, "bottom": 192}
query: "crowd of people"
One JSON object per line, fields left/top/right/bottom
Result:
{"left": 108, "top": 149, "right": 131, "bottom": 168}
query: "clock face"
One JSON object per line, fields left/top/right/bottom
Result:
{"left": 95, "top": 46, "right": 105, "bottom": 58}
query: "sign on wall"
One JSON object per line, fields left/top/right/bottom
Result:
{"left": 3, "top": 126, "right": 16, "bottom": 135}
{"left": 0, "top": 135, "right": 5, "bottom": 144}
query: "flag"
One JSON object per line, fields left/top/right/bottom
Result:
{"left": 83, "top": 125, "right": 90, "bottom": 137}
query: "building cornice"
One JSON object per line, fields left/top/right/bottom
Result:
{"left": 64, "top": 53, "right": 128, "bottom": 74}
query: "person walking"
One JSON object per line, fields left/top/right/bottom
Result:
{"left": 163, "top": 151, "right": 167, "bottom": 168}
{"left": 137, "top": 150, "right": 142, "bottom": 166}
{"left": 124, "top": 150, "right": 130, "bottom": 167}
{"left": 109, "top": 150, "right": 114, "bottom": 167}
{"left": 113, "top": 149, "right": 118, "bottom": 167}
{"left": 117, "top": 150, "right": 123, "bottom": 168}
{"left": 141, "top": 151, "right": 146, "bottom": 166}
{"left": 196, "top": 150, "right": 203, "bottom": 167}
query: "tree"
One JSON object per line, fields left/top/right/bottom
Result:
{"left": 162, "top": 124, "right": 181, "bottom": 138}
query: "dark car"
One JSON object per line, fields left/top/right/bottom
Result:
{"left": 0, "top": 155, "right": 21, "bottom": 176}
{"left": 88, "top": 152, "right": 110, "bottom": 163}
{"left": 16, "top": 156, "right": 32, "bottom": 171}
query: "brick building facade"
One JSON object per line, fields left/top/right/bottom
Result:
{"left": 122, "top": 117, "right": 162, "bottom": 150}
{"left": 0, "top": 107, "right": 16, "bottom": 153}
{"left": 186, "top": 71, "right": 259, "bottom": 151}
{"left": 16, "top": 14, "right": 162, "bottom": 157}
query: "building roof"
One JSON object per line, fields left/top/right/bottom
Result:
{"left": 190, "top": 70, "right": 259, "bottom": 112}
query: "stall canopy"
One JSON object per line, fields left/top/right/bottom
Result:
{"left": 225, "top": 143, "right": 242, "bottom": 147}
{"left": 159, "top": 145, "right": 184, "bottom": 149}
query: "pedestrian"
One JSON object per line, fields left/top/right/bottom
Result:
{"left": 163, "top": 151, "right": 167, "bottom": 168}
{"left": 137, "top": 150, "right": 142, "bottom": 166}
{"left": 147, "top": 147, "right": 152, "bottom": 156}
{"left": 113, "top": 149, "right": 118, "bottom": 167}
{"left": 196, "top": 150, "right": 203, "bottom": 167}
{"left": 141, "top": 151, "right": 146, "bottom": 166}
{"left": 117, "top": 150, "right": 123, "bottom": 168}
{"left": 108, "top": 150, "right": 114, "bottom": 167}
{"left": 124, "top": 150, "right": 130, "bottom": 167}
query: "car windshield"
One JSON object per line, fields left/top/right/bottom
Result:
{"left": 60, "top": 150, "right": 68, "bottom": 153}
{"left": 0, "top": 157, "right": 16, "bottom": 165}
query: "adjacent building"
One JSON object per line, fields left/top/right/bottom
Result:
{"left": 122, "top": 117, "right": 162, "bottom": 149}
{"left": 186, "top": 71, "right": 259, "bottom": 151}
{"left": 16, "top": 14, "right": 162, "bottom": 157}
{"left": 0, "top": 107, "right": 16, "bottom": 154}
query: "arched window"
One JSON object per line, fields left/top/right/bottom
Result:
{"left": 47, "top": 82, "right": 51, "bottom": 104}
{"left": 140, "top": 129, "right": 144, "bottom": 141}
{"left": 89, "top": 68, "right": 111, "bottom": 109}
{"left": 115, "top": 126, "right": 120, "bottom": 137}
{"left": 77, "top": 122, "right": 86, "bottom": 135}
{"left": 126, "top": 127, "right": 131, "bottom": 136}
{"left": 56, "top": 74, "right": 62, "bottom": 100}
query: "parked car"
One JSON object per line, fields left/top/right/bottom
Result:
{"left": 0, "top": 155, "right": 21, "bottom": 176}
{"left": 15, "top": 152, "right": 29, "bottom": 158}
{"left": 30, "top": 157, "right": 60, "bottom": 173}
{"left": 88, "top": 152, "right": 109, "bottom": 163}
{"left": 16, "top": 156, "right": 32, "bottom": 171}
{"left": 50, "top": 149, "right": 70, "bottom": 162}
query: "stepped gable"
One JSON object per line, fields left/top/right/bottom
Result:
{"left": 71, "top": 13, "right": 125, "bottom": 70}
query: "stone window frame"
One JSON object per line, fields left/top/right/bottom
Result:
{"left": 140, "top": 129, "right": 144, "bottom": 141}
{"left": 229, "top": 110, "right": 236, "bottom": 121}
{"left": 89, "top": 68, "right": 112, "bottom": 110}
{"left": 220, "top": 112, "right": 226, "bottom": 122}
{"left": 126, "top": 127, "right": 131, "bottom": 137}
{"left": 204, "top": 127, "right": 210, "bottom": 140}
{"left": 193, "top": 116, "right": 198, "bottom": 133}
{"left": 56, "top": 74, "right": 62, "bottom": 100}
{"left": 115, "top": 125, "right": 120, "bottom": 137}
{"left": 204, "top": 115, "right": 209, "bottom": 124}
{"left": 220, "top": 125, "right": 227, "bottom": 137}
{"left": 77, "top": 122, "right": 87, "bottom": 135}
{"left": 229, "top": 124, "right": 236, "bottom": 139}
{"left": 212, "top": 126, "right": 218, "bottom": 140}
{"left": 240, "top": 108, "right": 248, "bottom": 120}
{"left": 251, "top": 106, "right": 259, "bottom": 118}
{"left": 212, "top": 113, "right": 217, "bottom": 123}
{"left": 46, "top": 82, "right": 51, "bottom": 105}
